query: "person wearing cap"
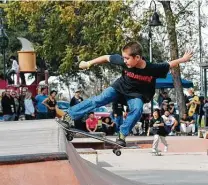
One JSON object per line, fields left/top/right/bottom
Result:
{"left": 70, "top": 89, "right": 84, "bottom": 130}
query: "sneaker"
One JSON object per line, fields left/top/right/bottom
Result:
{"left": 113, "top": 132, "right": 118, "bottom": 136}
{"left": 61, "top": 113, "right": 74, "bottom": 128}
{"left": 164, "top": 146, "right": 168, "bottom": 152}
{"left": 152, "top": 148, "right": 157, "bottom": 153}
{"left": 152, "top": 148, "right": 161, "bottom": 153}
{"left": 169, "top": 131, "right": 176, "bottom": 136}
{"left": 116, "top": 132, "right": 126, "bottom": 147}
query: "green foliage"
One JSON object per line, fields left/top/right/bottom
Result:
{"left": 5, "top": 1, "right": 143, "bottom": 76}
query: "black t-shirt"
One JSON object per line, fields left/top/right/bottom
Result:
{"left": 181, "top": 116, "right": 193, "bottom": 122}
{"left": 149, "top": 117, "right": 167, "bottom": 136}
{"left": 109, "top": 54, "right": 170, "bottom": 103}
{"left": 70, "top": 96, "right": 83, "bottom": 107}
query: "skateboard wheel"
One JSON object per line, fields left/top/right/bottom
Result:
{"left": 67, "top": 135, "right": 74, "bottom": 141}
{"left": 115, "top": 150, "right": 121, "bottom": 156}
{"left": 113, "top": 149, "right": 117, "bottom": 154}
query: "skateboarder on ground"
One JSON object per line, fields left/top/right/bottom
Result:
{"left": 60, "top": 41, "right": 193, "bottom": 147}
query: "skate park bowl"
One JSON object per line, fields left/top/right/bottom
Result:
{"left": 0, "top": 119, "right": 147, "bottom": 185}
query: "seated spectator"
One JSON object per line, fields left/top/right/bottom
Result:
{"left": 162, "top": 110, "right": 178, "bottom": 136}
{"left": 180, "top": 113, "right": 195, "bottom": 135}
{"left": 86, "top": 112, "right": 98, "bottom": 133}
{"left": 102, "top": 117, "right": 116, "bottom": 135}
{"left": 169, "top": 102, "right": 176, "bottom": 116}
{"left": 160, "top": 102, "right": 169, "bottom": 115}
{"left": 148, "top": 109, "right": 168, "bottom": 153}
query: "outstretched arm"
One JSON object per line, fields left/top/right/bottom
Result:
{"left": 79, "top": 55, "right": 110, "bottom": 69}
{"left": 169, "top": 51, "right": 193, "bottom": 68}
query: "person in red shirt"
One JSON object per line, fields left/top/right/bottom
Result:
{"left": 86, "top": 112, "right": 98, "bottom": 133}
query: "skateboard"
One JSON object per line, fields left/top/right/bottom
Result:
{"left": 198, "top": 128, "right": 208, "bottom": 139}
{"left": 56, "top": 118, "right": 138, "bottom": 156}
{"left": 55, "top": 107, "right": 66, "bottom": 118}
{"left": 188, "top": 96, "right": 199, "bottom": 117}
{"left": 150, "top": 151, "right": 162, "bottom": 156}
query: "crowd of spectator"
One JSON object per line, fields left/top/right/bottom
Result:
{"left": 1, "top": 86, "right": 207, "bottom": 138}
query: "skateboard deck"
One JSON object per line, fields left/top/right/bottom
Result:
{"left": 56, "top": 118, "right": 138, "bottom": 156}
{"left": 198, "top": 128, "right": 208, "bottom": 139}
{"left": 188, "top": 96, "right": 199, "bottom": 117}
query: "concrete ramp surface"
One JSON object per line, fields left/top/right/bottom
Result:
{"left": 0, "top": 120, "right": 146, "bottom": 185}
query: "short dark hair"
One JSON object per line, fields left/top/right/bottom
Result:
{"left": 153, "top": 109, "right": 161, "bottom": 117}
{"left": 41, "top": 87, "right": 47, "bottom": 92}
{"left": 50, "top": 90, "right": 57, "bottom": 95}
{"left": 88, "top": 112, "right": 94, "bottom": 115}
{"left": 9, "top": 56, "right": 16, "bottom": 60}
{"left": 122, "top": 42, "right": 143, "bottom": 57}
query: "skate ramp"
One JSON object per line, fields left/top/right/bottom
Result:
{"left": 0, "top": 119, "right": 146, "bottom": 185}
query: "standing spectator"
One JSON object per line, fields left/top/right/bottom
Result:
{"left": 162, "top": 110, "right": 178, "bottom": 136}
{"left": 102, "top": 117, "right": 116, "bottom": 135}
{"left": 186, "top": 88, "right": 200, "bottom": 132}
{"left": 180, "top": 113, "right": 195, "bottom": 135}
{"left": 85, "top": 112, "right": 98, "bottom": 133}
{"left": 19, "top": 88, "right": 27, "bottom": 116}
{"left": 42, "top": 90, "right": 57, "bottom": 119}
{"left": 10, "top": 91, "right": 20, "bottom": 121}
{"left": 24, "top": 91, "right": 35, "bottom": 120}
{"left": 70, "top": 89, "right": 83, "bottom": 106}
{"left": 7, "top": 56, "right": 26, "bottom": 85}
{"left": 162, "top": 92, "right": 172, "bottom": 104}
{"left": 198, "top": 96, "right": 205, "bottom": 128}
{"left": 70, "top": 89, "right": 84, "bottom": 130}
{"left": 35, "top": 87, "right": 48, "bottom": 119}
{"left": 203, "top": 99, "right": 208, "bottom": 127}
{"left": 157, "top": 89, "right": 165, "bottom": 107}
{"left": 148, "top": 109, "right": 168, "bottom": 153}
{"left": 1, "top": 89, "right": 16, "bottom": 121}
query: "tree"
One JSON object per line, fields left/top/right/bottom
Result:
{"left": 159, "top": 1, "right": 198, "bottom": 117}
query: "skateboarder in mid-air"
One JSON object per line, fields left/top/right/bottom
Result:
{"left": 60, "top": 41, "right": 193, "bottom": 147}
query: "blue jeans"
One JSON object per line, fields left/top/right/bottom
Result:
{"left": 193, "top": 113, "right": 198, "bottom": 132}
{"left": 67, "top": 87, "right": 144, "bottom": 136}
{"left": 3, "top": 114, "right": 15, "bottom": 121}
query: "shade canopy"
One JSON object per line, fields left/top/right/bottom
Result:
{"left": 156, "top": 73, "right": 193, "bottom": 89}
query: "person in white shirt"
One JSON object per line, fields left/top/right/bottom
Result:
{"left": 24, "top": 91, "right": 35, "bottom": 120}
{"left": 7, "top": 56, "right": 25, "bottom": 85}
{"left": 162, "top": 110, "right": 178, "bottom": 136}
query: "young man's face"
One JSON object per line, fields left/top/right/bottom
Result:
{"left": 164, "top": 111, "right": 170, "bottom": 117}
{"left": 183, "top": 114, "right": 187, "bottom": 119}
{"left": 42, "top": 88, "right": 47, "bottom": 95}
{"left": 122, "top": 48, "right": 140, "bottom": 68}
{"left": 89, "top": 113, "right": 94, "bottom": 119}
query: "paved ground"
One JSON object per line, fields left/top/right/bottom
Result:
{"left": 97, "top": 149, "right": 208, "bottom": 185}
